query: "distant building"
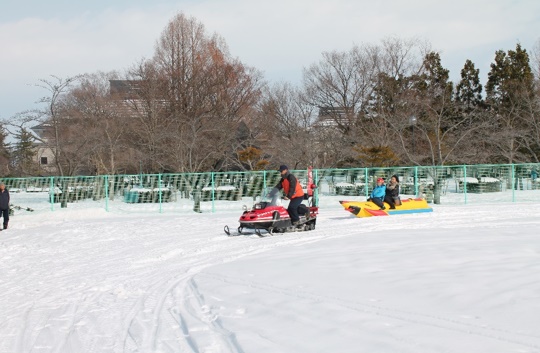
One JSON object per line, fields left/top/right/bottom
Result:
{"left": 29, "top": 80, "right": 146, "bottom": 175}
{"left": 30, "top": 123, "right": 57, "bottom": 174}
{"left": 109, "top": 80, "right": 143, "bottom": 100}
{"left": 313, "top": 107, "right": 349, "bottom": 128}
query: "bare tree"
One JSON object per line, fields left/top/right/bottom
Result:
{"left": 0, "top": 126, "right": 11, "bottom": 176}
{"left": 5, "top": 76, "right": 92, "bottom": 177}
{"left": 303, "top": 45, "right": 377, "bottom": 134}
{"left": 142, "top": 13, "right": 263, "bottom": 172}
{"left": 532, "top": 38, "right": 540, "bottom": 80}
{"left": 376, "top": 53, "right": 490, "bottom": 203}
{"left": 515, "top": 93, "right": 540, "bottom": 163}
{"left": 384, "top": 53, "right": 487, "bottom": 166}
{"left": 363, "top": 37, "right": 429, "bottom": 163}
{"left": 377, "top": 36, "right": 429, "bottom": 79}
{"left": 256, "top": 82, "right": 318, "bottom": 169}
{"left": 124, "top": 61, "right": 176, "bottom": 173}
{"left": 528, "top": 38, "right": 540, "bottom": 162}
{"left": 303, "top": 37, "right": 431, "bottom": 167}
{"left": 302, "top": 45, "right": 380, "bottom": 166}
{"left": 65, "top": 72, "right": 132, "bottom": 174}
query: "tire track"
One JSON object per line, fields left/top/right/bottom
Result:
{"left": 198, "top": 271, "right": 540, "bottom": 351}
{"left": 118, "top": 230, "right": 337, "bottom": 353}
{"left": 5, "top": 206, "right": 540, "bottom": 352}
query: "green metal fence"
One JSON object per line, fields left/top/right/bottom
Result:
{"left": 5, "top": 163, "right": 540, "bottom": 214}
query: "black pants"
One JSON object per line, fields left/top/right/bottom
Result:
{"left": 384, "top": 194, "right": 395, "bottom": 209}
{"left": 0, "top": 208, "right": 9, "bottom": 228}
{"left": 370, "top": 197, "right": 384, "bottom": 209}
{"left": 287, "top": 197, "right": 304, "bottom": 223}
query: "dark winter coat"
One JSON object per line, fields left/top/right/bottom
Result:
{"left": 0, "top": 189, "right": 10, "bottom": 210}
{"left": 385, "top": 181, "right": 400, "bottom": 199}
{"left": 276, "top": 171, "right": 304, "bottom": 199}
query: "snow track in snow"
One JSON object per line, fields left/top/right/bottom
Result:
{"left": 196, "top": 271, "right": 540, "bottom": 351}
{"left": 0, "top": 210, "right": 335, "bottom": 352}
{"left": 2, "top": 203, "right": 540, "bottom": 352}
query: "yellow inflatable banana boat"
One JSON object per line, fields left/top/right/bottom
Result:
{"left": 339, "top": 198, "right": 433, "bottom": 218}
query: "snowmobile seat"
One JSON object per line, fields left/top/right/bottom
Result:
{"left": 297, "top": 204, "right": 309, "bottom": 215}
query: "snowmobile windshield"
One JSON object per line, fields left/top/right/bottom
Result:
{"left": 263, "top": 187, "right": 282, "bottom": 206}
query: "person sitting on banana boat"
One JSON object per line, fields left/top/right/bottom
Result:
{"left": 384, "top": 175, "right": 401, "bottom": 209}
{"left": 367, "top": 178, "right": 386, "bottom": 210}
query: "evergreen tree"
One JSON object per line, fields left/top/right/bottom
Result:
{"left": 486, "top": 43, "right": 535, "bottom": 107}
{"left": 485, "top": 43, "right": 536, "bottom": 163}
{"left": 421, "top": 52, "right": 453, "bottom": 98}
{"left": 456, "top": 59, "right": 483, "bottom": 111}
{"left": 410, "top": 51, "right": 456, "bottom": 165}
{"left": 12, "top": 127, "right": 37, "bottom": 176}
{"left": 406, "top": 52, "right": 488, "bottom": 203}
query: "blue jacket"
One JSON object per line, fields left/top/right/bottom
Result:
{"left": 370, "top": 185, "right": 386, "bottom": 199}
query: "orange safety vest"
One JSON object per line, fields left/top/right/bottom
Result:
{"left": 282, "top": 176, "right": 304, "bottom": 199}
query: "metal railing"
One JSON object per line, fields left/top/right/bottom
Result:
{"left": 5, "top": 163, "right": 540, "bottom": 214}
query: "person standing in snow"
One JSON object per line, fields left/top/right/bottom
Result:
{"left": 368, "top": 177, "right": 386, "bottom": 210}
{"left": 0, "top": 183, "right": 10, "bottom": 229}
{"left": 384, "top": 175, "right": 401, "bottom": 209}
{"left": 275, "top": 165, "right": 305, "bottom": 226}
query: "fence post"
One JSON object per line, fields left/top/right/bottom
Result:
{"left": 314, "top": 168, "right": 319, "bottom": 206}
{"left": 414, "top": 166, "right": 418, "bottom": 197}
{"left": 463, "top": 165, "right": 468, "bottom": 204}
{"left": 158, "top": 173, "right": 163, "bottom": 214}
{"left": 511, "top": 164, "right": 516, "bottom": 202}
{"left": 105, "top": 175, "right": 109, "bottom": 212}
{"left": 193, "top": 188, "right": 201, "bottom": 213}
{"left": 59, "top": 177, "right": 68, "bottom": 208}
{"left": 364, "top": 168, "right": 369, "bottom": 198}
{"left": 211, "top": 172, "right": 215, "bottom": 213}
{"left": 49, "top": 176, "right": 55, "bottom": 211}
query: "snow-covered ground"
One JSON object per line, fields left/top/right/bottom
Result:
{"left": 2, "top": 196, "right": 540, "bottom": 353}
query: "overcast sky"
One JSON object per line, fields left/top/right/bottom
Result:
{"left": 1, "top": 0, "right": 539, "bottom": 126}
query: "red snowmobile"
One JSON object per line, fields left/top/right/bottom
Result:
{"left": 224, "top": 167, "right": 318, "bottom": 237}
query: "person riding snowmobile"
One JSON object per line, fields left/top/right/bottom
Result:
{"left": 275, "top": 165, "right": 304, "bottom": 225}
